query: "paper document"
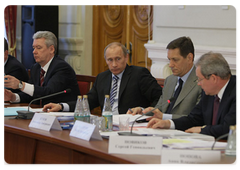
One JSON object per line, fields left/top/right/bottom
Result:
{"left": 4, "top": 107, "right": 28, "bottom": 116}
{"left": 113, "top": 114, "right": 150, "bottom": 127}
{"left": 163, "top": 138, "right": 227, "bottom": 150}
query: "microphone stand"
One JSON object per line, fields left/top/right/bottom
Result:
{"left": 118, "top": 108, "right": 157, "bottom": 136}
{"left": 118, "top": 97, "right": 175, "bottom": 136}
{"left": 16, "top": 89, "right": 71, "bottom": 119}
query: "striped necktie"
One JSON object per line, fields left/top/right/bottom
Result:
{"left": 40, "top": 69, "right": 45, "bottom": 86}
{"left": 110, "top": 75, "right": 119, "bottom": 107}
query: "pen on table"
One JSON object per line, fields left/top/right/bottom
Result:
{"left": 128, "top": 108, "right": 133, "bottom": 113}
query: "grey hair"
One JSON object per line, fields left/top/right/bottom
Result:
{"left": 104, "top": 42, "right": 128, "bottom": 59}
{"left": 195, "top": 52, "right": 231, "bottom": 79}
{"left": 33, "top": 31, "right": 57, "bottom": 55}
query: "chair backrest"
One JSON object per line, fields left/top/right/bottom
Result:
{"left": 76, "top": 74, "right": 96, "bottom": 95}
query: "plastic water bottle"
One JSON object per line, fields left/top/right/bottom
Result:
{"left": 74, "top": 96, "right": 85, "bottom": 122}
{"left": 82, "top": 95, "right": 91, "bottom": 123}
{"left": 102, "top": 95, "right": 113, "bottom": 131}
{"left": 225, "top": 125, "right": 236, "bottom": 156}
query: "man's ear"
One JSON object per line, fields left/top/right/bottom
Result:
{"left": 187, "top": 53, "right": 194, "bottom": 62}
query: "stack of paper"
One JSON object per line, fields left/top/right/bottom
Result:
{"left": 113, "top": 114, "right": 150, "bottom": 127}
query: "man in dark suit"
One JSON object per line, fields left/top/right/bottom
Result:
{"left": 4, "top": 38, "right": 29, "bottom": 93}
{"left": 147, "top": 52, "right": 236, "bottom": 139}
{"left": 4, "top": 31, "right": 80, "bottom": 106}
{"left": 43, "top": 42, "right": 162, "bottom": 114}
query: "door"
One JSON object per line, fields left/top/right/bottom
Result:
{"left": 92, "top": 5, "right": 153, "bottom": 76}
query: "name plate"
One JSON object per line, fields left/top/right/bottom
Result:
{"left": 161, "top": 149, "right": 221, "bottom": 164}
{"left": 70, "top": 120, "right": 102, "bottom": 141}
{"left": 29, "top": 113, "right": 62, "bottom": 131}
{"left": 109, "top": 136, "right": 162, "bottom": 155}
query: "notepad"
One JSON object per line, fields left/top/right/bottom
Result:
{"left": 4, "top": 107, "right": 28, "bottom": 116}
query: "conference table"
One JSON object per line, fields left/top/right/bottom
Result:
{"left": 4, "top": 103, "right": 236, "bottom": 164}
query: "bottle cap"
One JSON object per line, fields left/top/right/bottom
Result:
{"left": 105, "top": 95, "right": 109, "bottom": 98}
{"left": 83, "top": 95, "right": 88, "bottom": 98}
{"left": 230, "top": 125, "right": 236, "bottom": 130}
{"left": 78, "top": 95, "right": 82, "bottom": 99}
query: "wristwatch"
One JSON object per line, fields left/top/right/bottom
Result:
{"left": 18, "top": 80, "right": 23, "bottom": 89}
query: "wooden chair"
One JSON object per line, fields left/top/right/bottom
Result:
{"left": 76, "top": 74, "right": 96, "bottom": 95}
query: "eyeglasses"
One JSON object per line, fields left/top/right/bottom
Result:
{"left": 195, "top": 74, "right": 213, "bottom": 83}
{"left": 195, "top": 77, "right": 205, "bottom": 83}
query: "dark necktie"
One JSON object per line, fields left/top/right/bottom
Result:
{"left": 40, "top": 69, "right": 45, "bottom": 86}
{"left": 110, "top": 75, "right": 119, "bottom": 107}
{"left": 40, "top": 69, "right": 45, "bottom": 106}
{"left": 166, "top": 78, "right": 183, "bottom": 113}
{"left": 212, "top": 95, "right": 220, "bottom": 125}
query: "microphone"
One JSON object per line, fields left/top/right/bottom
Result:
{"left": 16, "top": 89, "right": 71, "bottom": 119}
{"left": 118, "top": 97, "right": 175, "bottom": 136}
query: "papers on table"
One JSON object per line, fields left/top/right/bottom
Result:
{"left": 4, "top": 107, "right": 28, "bottom": 116}
{"left": 113, "top": 114, "right": 150, "bottom": 127}
{"left": 163, "top": 138, "right": 227, "bottom": 150}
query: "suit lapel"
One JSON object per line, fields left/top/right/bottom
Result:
{"left": 173, "top": 67, "right": 198, "bottom": 108}
{"left": 106, "top": 72, "right": 112, "bottom": 95}
{"left": 119, "top": 65, "right": 130, "bottom": 100}
{"left": 215, "top": 76, "right": 235, "bottom": 124}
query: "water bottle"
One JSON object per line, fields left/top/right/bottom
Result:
{"left": 74, "top": 95, "right": 85, "bottom": 122}
{"left": 102, "top": 95, "right": 113, "bottom": 131}
{"left": 82, "top": 95, "right": 91, "bottom": 123}
{"left": 225, "top": 125, "right": 236, "bottom": 156}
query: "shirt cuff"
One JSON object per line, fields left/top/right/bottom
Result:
{"left": 10, "top": 93, "right": 20, "bottom": 103}
{"left": 62, "top": 103, "right": 70, "bottom": 112}
{"left": 22, "top": 83, "right": 34, "bottom": 96}
{"left": 168, "top": 119, "right": 175, "bottom": 129}
{"left": 162, "top": 113, "right": 172, "bottom": 120}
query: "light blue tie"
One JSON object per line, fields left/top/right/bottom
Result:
{"left": 110, "top": 75, "right": 119, "bottom": 107}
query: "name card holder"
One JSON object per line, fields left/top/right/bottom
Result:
{"left": 69, "top": 120, "right": 102, "bottom": 141}
{"left": 109, "top": 136, "right": 162, "bottom": 155}
{"left": 29, "top": 113, "right": 62, "bottom": 131}
{"left": 161, "top": 149, "right": 221, "bottom": 164}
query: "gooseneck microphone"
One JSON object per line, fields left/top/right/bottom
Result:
{"left": 118, "top": 97, "right": 175, "bottom": 136}
{"left": 16, "top": 89, "right": 71, "bottom": 119}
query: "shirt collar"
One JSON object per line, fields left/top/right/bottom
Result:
{"left": 41, "top": 56, "right": 54, "bottom": 73}
{"left": 112, "top": 70, "right": 124, "bottom": 80}
{"left": 217, "top": 79, "right": 230, "bottom": 101}
{"left": 178, "top": 65, "right": 194, "bottom": 83}
{"left": 4, "top": 57, "right": 8, "bottom": 66}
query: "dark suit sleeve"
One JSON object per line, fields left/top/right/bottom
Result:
{"left": 19, "top": 57, "right": 80, "bottom": 105}
{"left": 173, "top": 79, "right": 236, "bottom": 139}
{"left": 138, "top": 68, "right": 162, "bottom": 106}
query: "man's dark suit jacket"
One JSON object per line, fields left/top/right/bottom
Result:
{"left": 5, "top": 55, "right": 29, "bottom": 93}
{"left": 18, "top": 55, "right": 80, "bottom": 105}
{"left": 173, "top": 75, "right": 236, "bottom": 138}
{"left": 69, "top": 64, "right": 162, "bottom": 114}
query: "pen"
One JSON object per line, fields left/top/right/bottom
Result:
{"left": 128, "top": 108, "right": 133, "bottom": 113}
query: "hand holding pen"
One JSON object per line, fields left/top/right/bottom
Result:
{"left": 126, "top": 107, "right": 143, "bottom": 115}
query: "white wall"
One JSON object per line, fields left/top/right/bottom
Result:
{"left": 145, "top": 5, "right": 236, "bottom": 78}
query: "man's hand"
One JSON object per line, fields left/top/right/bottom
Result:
{"left": 142, "top": 107, "right": 163, "bottom": 121}
{"left": 126, "top": 107, "right": 143, "bottom": 115}
{"left": 147, "top": 118, "right": 171, "bottom": 129}
{"left": 42, "top": 103, "right": 62, "bottom": 112}
{"left": 185, "top": 126, "right": 202, "bottom": 133}
{"left": 4, "top": 75, "right": 21, "bottom": 89}
{"left": 4, "top": 89, "right": 16, "bottom": 101}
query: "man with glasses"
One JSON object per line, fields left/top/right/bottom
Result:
{"left": 147, "top": 52, "right": 236, "bottom": 139}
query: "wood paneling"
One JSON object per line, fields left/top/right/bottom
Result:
{"left": 92, "top": 5, "right": 153, "bottom": 76}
